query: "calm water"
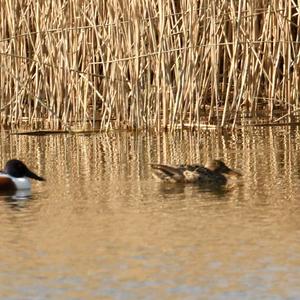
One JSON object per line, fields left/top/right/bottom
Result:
{"left": 0, "top": 128, "right": 300, "bottom": 299}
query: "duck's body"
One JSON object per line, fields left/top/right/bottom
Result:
{"left": 0, "top": 159, "right": 45, "bottom": 191}
{"left": 151, "top": 160, "right": 241, "bottom": 186}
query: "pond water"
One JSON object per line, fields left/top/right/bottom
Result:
{"left": 0, "top": 127, "right": 300, "bottom": 299}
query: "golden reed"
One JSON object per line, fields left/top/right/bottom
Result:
{"left": 0, "top": 1, "right": 299, "bottom": 131}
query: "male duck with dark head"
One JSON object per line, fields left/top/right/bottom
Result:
{"left": 150, "top": 159, "right": 241, "bottom": 186}
{"left": 0, "top": 159, "right": 45, "bottom": 191}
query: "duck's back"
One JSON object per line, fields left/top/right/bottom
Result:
{"left": 151, "top": 163, "right": 227, "bottom": 185}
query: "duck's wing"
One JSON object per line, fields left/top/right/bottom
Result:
{"left": 150, "top": 164, "right": 186, "bottom": 182}
{"left": 150, "top": 164, "right": 206, "bottom": 183}
{"left": 183, "top": 165, "right": 227, "bottom": 185}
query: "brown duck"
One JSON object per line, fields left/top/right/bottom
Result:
{"left": 150, "top": 159, "right": 241, "bottom": 186}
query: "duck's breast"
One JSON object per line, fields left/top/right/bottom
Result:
{"left": 0, "top": 174, "right": 17, "bottom": 190}
{"left": 0, "top": 173, "right": 31, "bottom": 190}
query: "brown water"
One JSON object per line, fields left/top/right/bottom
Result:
{"left": 0, "top": 128, "right": 300, "bottom": 299}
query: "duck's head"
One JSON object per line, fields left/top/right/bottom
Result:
{"left": 205, "top": 159, "right": 242, "bottom": 177}
{"left": 4, "top": 159, "right": 45, "bottom": 181}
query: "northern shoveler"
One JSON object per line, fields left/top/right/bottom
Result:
{"left": 0, "top": 159, "right": 45, "bottom": 191}
{"left": 150, "top": 159, "right": 241, "bottom": 185}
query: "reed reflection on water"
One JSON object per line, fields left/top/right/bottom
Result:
{"left": 0, "top": 128, "right": 300, "bottom": 299}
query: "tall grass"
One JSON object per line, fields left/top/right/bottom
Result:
{"left": 0, "top": 0, "right": 299, "bottom": 131}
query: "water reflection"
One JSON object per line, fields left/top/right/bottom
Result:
{"left": 0, "top": 190, "right": 32, "bottom": 211}
{"left": 0, "top": 128, "right": 299, "bottom": 299}
{"left": 1, "top": 189, "right": 32, "bottom": 199}
{"left": 155, "top": 182, "right": 232, "bottom": 199}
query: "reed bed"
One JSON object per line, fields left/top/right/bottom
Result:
{"left": 0, "top": 0, "right": 299, "bottom": 131}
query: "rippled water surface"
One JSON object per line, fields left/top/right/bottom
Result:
{"left": 0, "top": 128, "right": 300, "bottom": 299}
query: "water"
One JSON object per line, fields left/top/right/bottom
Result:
{"left": 0, "top": 127, "right": 300, "bottom": 299}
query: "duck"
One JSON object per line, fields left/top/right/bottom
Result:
{"left": 0, "top": 159, "right": 45, "bottom": 191}
{"left": 150, "top": 159, "right": 241, "bottom": 185}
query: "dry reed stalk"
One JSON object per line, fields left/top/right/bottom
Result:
{"left": 0, "top": 0, "right": 300, "bottom": 131}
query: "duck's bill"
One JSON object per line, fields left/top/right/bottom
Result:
{"left": 227, "top": 169, "right": 242, "bottom": 177}
{"left": 26, "top": 169, "right": 46, "bottom": 181}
